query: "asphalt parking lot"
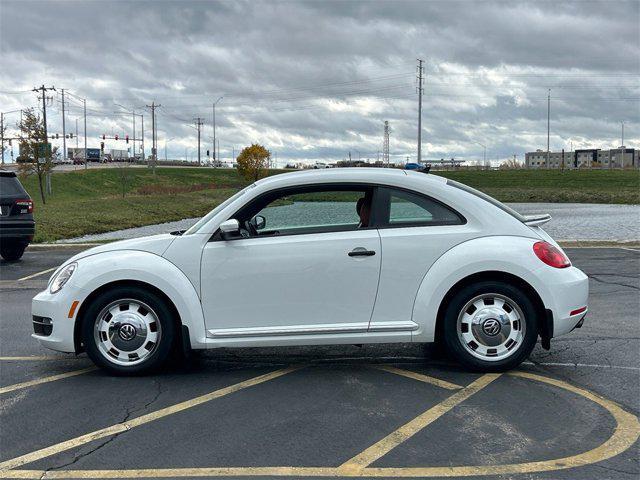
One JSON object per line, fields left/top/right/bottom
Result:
{"left": 0, "top": 246, "right": 638, "bottom": 479}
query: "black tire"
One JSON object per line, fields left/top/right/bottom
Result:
{"left": 82, "top": 286, "right": 176, "bottom": 375}
{"left": 0, "top": 242, "right": 27, "bottom": 261}
{"left": 442, "top": 281, "right": 538, "bottom": 372}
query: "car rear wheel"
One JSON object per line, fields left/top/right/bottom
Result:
{"left": 442, "top": 281, "right": 538, "bottom": 372}
{"left": 0, "top": 242, "right": 27, "bottom": 261}
{"left": 82, "top": 286, "right": 175, "bottom": 375}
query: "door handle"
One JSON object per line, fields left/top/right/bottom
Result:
{"left": 348, "top": 248, "right": 376, "bottom": 257}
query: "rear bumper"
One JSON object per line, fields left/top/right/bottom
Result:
{"left": 544, "top": 266, "right": 589, "bottom": 337}
{"left": 0, "top": 220, "right": 35, "bottom": 239}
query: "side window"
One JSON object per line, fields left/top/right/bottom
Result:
{"left": 381, "top": 187, "right": 463, "bottom": 227}
{"left": 248, "top": 186, "right": 373, "bottom": 236}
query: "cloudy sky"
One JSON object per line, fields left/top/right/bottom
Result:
{"left": 1, "top": 0, "right": 638, "bottom": 165}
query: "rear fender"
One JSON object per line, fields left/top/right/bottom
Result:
{"left": 411, "top": 236, "right": 552, "bottom": 342}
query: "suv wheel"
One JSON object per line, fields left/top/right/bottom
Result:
{"left": 1, "top": 242, "right": 27, "bottom": 261}
{"left": 442, "top": 281, "right": 538, "bottom": 372}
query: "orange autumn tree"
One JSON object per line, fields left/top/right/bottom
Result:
{"left": 236, "top": 143, "right": 270, "bottom": 181}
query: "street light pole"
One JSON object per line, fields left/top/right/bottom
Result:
{"left": 474, "top": 142, "right": 487, "bottom": 169}
{"left": 212, "top": 96, "right": 223, "bottom": 162}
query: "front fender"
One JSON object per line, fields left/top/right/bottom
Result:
{"left": 411, "top": 235, "right": 558, "bottom": 342}
{"left": 69, "top": 250, "right": 207, "bottom": 348}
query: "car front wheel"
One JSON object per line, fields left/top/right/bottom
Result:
{"left": 442, "top": 281, "right": 538, "bottom": 372}
{"left": 82, "top": 286, "right": 175, "bottom": 375}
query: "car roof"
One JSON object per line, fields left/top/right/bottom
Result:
{"left": 254, "top": 167, "right": 447, "bottom": 189}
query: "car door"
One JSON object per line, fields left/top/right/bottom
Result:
{"left": 368, "top": 186, "right": 474, "bottom": 330}
{"left": 200, "top": 184, "right": 382, "bottom": 339}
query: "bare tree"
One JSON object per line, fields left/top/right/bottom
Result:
{"left": 16, "top": 109, "right": 56, "bottom": 204}
{"left": 116, "top": 160, "right": 133, "bottom": 198}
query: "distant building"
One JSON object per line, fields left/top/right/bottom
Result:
{"left": 525, "top": 148, "right": 638, "bottom": 169}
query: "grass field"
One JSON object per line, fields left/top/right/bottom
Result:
{"left": 17, "top": 166, "right": 640, "bottom": 242}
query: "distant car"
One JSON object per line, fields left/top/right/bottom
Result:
{"left": 32, "top": 168, "right": 588, "bottom": 374}
{"left": 0, "top": 171, "right": 35, "bottom": 261}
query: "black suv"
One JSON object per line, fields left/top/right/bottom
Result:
{"left": 0, "top": 171, "right": 35, "bottom": 261}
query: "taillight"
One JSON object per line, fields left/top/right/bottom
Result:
{"left": 15, "top": 199, "right": 34, "bottom": 214}
{"left": 533, "top": 241, "right": 570, "bottom": 268}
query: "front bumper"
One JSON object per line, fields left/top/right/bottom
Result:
{"left": 31, "top": 286, "right": 83, "bottom": 353}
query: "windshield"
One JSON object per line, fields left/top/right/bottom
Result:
{"left": 447, "top": 179, "right": 527, "bottom": 223}
{"left": 183, "top": 185, "right": 253, "bottom": 235}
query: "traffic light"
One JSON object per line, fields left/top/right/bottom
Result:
{"left": 100, "top": 142, "right": 104, "bottom": 152}
{"left": 207, "top": 150, "right": 210, "bottom": 157}
{"left": 102, "top": 134, "right": 106, "bottom": 140}
{"left": 69, "top": 133, "right": 73, "bottom": 139}
{"left": 125, "top": 135, "right": 129, "bottom": 144}
{"left": 55, "top": 133, "right": 59, "bottom": 139}
{"left": 115, "top": 134, "right": 119, "bottom": 141}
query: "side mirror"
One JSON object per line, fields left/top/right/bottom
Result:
{"left": 251, "top": 215, "right": 266, "bottom": 230}
{"left": 219, "top": 219, "right": 240, "bottom": 240}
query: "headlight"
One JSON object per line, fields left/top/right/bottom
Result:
{"left": 50, "top": 262, "right": 77, "bottom": 294}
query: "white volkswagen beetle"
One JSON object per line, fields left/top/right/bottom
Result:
{"left": 32, "top": 168, "right": 588, "bottom": 374}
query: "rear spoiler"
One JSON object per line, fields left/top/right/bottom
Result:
{"left": 524, "top": 214, "right": 551, "bottom": 227}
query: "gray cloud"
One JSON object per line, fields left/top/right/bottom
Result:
{"left": 0, "top": 0, "right": 638, "bottom": 165}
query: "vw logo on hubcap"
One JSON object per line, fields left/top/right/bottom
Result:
{"left": 482, "top": 318, "right": 501, "bottom": 337}
{"left": 118, "top": 323, "right": 137, "bottom": 341}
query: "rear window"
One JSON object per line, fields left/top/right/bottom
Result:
{"left": 447, "top": 179, "right": 526, "bottom": 223}
{"left": 0, "top": 175, "right": 27, "bottom": 196}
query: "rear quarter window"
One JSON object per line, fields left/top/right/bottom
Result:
{"left": 446, "top": 179, "right": 526, "bottom": 223}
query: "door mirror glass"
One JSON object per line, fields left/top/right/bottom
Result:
{"left": 251, "top": 215, "right": 266, "bottom": 230}
{"left": 219, "top": 219, "right": 240, "bottom": 239}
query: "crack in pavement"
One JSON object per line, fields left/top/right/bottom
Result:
{"left": 40, "top": 378, "right": 164, "bottom": 478}
{"left": 588, "top": 274, "right": 639, "bottom": 290}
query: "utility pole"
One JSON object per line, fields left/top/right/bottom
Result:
{"left": 146, "top": 102, "right": 160, "bottom": 173}
{"left": 195, "top": 117, "right": 204, "bottom": 165}
{"left": 416, "top": 58, "right": 424, "bottom": 163}
{"left": 620, "top": 121, "right": 625, "bottom": 168}
{"left": 83, "top": 98, "right": 87, "bottom": 170}
{"left": 546, "top": 88, "right": 551, "bottom": 169}
{"left": 33, "top": 85, "right": 55, "bottom": 194}
{"left": 1, "top": 112, "right": 4, "bottom": 166}
{"left": 212, "top": 96, "right": 223, "bottom": 162}
{"left": 75, "top": 118, "right": 79, "bottom": 148}
{"left": 61, "top": 89, "right": 67, "bottom": 162}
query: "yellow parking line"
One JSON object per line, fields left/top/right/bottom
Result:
{"left": 0, "top": 366, "right": 302, "bottom": 472}
{"left": 17, "top": 267, "right": 56, "bottom": 282}
{"left": 372, "top": 365, "right": 463, "bottom": 390}
{"left": 0, "top": 356, "right": 83, "bottom": 361}
{"left": 338, "top": 373, "right": 501, "bottom": 473}
{"left": 0, "top": 367, "right": 97, "bottom": 395}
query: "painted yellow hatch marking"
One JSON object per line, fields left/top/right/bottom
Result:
{"left": 0, "top": 370, "right": 637, "bottom": 478}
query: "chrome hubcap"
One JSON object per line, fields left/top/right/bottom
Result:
{"left": 94, "top": 299, "right": 161, "bottom": 366}
{"left": 456, "top": 293, "right": 525, "bottom": 361}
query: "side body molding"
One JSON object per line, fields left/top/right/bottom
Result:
{"left": 411, "top": 235, "right": 552, "bottom": 343}
{"left": 72, "top": 250, "right": 207, "bottom": 348}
